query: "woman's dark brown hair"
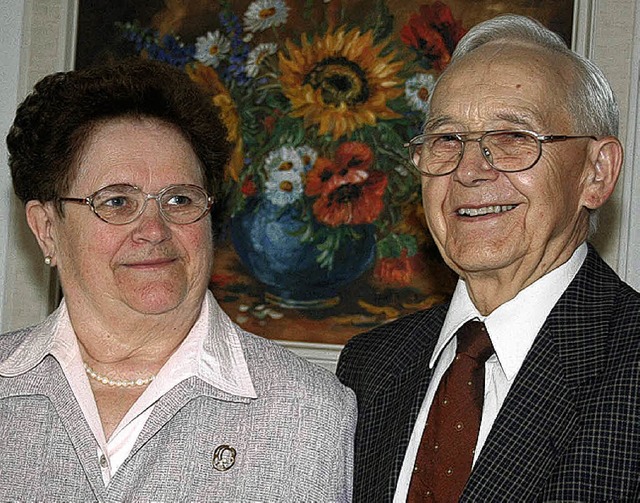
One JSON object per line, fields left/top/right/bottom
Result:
{"left": 7, "top": 58, "right": 232, "bottom": 233}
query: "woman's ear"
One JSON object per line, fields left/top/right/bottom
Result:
{"left": 581, "top": 136, "right": 623, "bottom": 210}
{"left": 25, "top": 200, "right": 59, "bottom": 266}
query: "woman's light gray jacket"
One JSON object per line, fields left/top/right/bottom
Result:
{"left": 0, "top": 303, "right": 356, "bottom": 502}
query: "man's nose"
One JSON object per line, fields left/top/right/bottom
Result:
{"left": 453, "top": 139, "right": 499, "bottom": 185}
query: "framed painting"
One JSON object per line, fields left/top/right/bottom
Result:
{"left": 75, "top": 0, "right": 575, "bottom": 350}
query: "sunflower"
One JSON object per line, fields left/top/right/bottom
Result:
{"left": 186, "top": 63, "right": 244, "bottom": 180}
{"left": 278, "top": 27, "right": 404, "bottom": 140}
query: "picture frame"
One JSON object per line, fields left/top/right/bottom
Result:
{"left": 74, "top": 0, "right": 579, "bottom": 370}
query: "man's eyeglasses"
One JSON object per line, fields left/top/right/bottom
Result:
{"left": 59, "top": 184, "right": 214, "bottom": 225}
{"left": 405, "top": 129, "right": 597, "bottom": 176}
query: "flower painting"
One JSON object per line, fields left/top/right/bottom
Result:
{"left": 76, "top": 0, "right": 574, "bottom": 345}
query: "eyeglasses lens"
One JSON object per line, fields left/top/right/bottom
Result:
{"left": 92, "top": 184, "right": 141, "bottom": 224}
{"left": 159, "top": 186, "right": 210, "bottom": 223}
{"left": 483, "top": 132, "right": 539, "bottom": 172}
{"left": 92, "top": 184, "right": 209, "bottom": 224}
{"left": 411, "top": 131, "right": 541, "bottom": 175}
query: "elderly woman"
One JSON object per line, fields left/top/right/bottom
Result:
{"left": 1, "top": 59, "right": 356, "bottom": 501}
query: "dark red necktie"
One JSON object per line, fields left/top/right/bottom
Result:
{"left": 407, "top": 320, "right": 494, "bottom": 502}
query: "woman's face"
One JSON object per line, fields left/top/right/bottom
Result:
{"left": 34, "top": 118, "right": 214, "bottom": 319}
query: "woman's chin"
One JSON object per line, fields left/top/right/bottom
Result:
{"left": 119, "top": 284, "right": 189, "bottom": 316}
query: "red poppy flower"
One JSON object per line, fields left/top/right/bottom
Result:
{"left": 313, "top": 170, "right": 388, "bottom": 227}
{"left": 241, "top": 177, "right": 258, "bottom": 197}
{"left": 334, "top": 141, "right": 374, "bottom": 171}
{"left": 305, "top": 157, "right": 339, "bottom": 197}
{"left": 400, "top": 1, "right": 467, "bottom": 72}
{"left": 373, "top": 249, "right": 414, "bottom": 286}
{"left": 263, "top": 115, "right": 277, "bottom": 135}
{"left": 210, "top": 273, "right": 236, "bottom": 288}
{"left": 262, "top": 109, "right": 284, "bottom": 135}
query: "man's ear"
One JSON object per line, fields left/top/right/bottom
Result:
{"left": 25, "top": 200, "right": 59, "bottom": 266}
{"left": 581, "top": 136, "right": 623, "bottom": 210}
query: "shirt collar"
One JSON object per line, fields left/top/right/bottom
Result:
{"left": 0, "top": 291, "right": 257, "bottom": 399}
{"left": 160, "top": 291, "right": 257, "bottom": 398}
{"left": 431, "top": 243, "right": 588, "bottom": 380}
{"left": 0, "top": 303, "right": 61, "bottom": 376}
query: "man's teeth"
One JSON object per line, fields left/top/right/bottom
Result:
{"left": 457, "top": 205, "right": 516, "bottom": 217}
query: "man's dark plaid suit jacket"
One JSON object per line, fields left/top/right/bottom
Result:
{"left": 337, "top": 244, "right": 640, "bottom": 502}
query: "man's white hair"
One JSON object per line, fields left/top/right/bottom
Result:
{"left": 425, "top": 14, "right": 620, "bottom": 236}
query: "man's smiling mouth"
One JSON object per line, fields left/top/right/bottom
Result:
{"left": 457, "top": 204, "right": 517, "bottom": 217}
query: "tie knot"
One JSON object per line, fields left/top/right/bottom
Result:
{"left": 456, "top": 320, "right": 494, "bottom": 363}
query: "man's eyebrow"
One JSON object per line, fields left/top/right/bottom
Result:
{"left": 423, "top": 116, "right": 456, "bottom": 132}
{"left": 423, "top": 111, "right": 541, "bottom": 133}
{"left": 494, "top": 111, "right": 538, "bottom": 128}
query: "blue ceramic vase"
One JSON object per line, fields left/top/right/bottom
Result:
{"left": 230, "top": 198, "right": 376, "bottom": 308}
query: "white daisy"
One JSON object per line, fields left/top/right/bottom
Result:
{"left": 246, "top": 43, "right": 278, "bottom": 77}
{"left": 264, "top": 145, "right": 304, "bottom": 174}
{"left": 194, "top": 31, "right": 231, "bottom": 68}
{"left": 264, "top": 169, "right": 304, "bottom": 206}
{"left": 296, "top": 145, "right": 318, "bottom": 172}
{"left": 405, "top": 73, "right": 437, "bottom": 113}
{"left": 244, "top": 0, "right": 290, "bottom": 33}
{"left": 394, "top": 164, "right": 410, "bottom": 177}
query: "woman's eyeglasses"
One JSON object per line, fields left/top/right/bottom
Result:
{"left": 59, "top": 183, "right": 213, "bottom": 225}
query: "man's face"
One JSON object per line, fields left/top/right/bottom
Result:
{"left": 422, "top": 43, "right": 594, "bottom": 286}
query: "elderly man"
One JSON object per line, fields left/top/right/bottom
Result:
{"left": 337, "top": 13, "right": 640, "bottom": 502}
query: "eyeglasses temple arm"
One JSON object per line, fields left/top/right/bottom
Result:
{"left": 58, "top": 197, "right": 91, "bottom": 205}
{"left": 539, "top": 134, "right": 598, "bottom": 142}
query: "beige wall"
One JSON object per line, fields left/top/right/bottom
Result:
{"left": 0, "top": 0, "right": 76, "bottom": 332}
{"left": 586, "top": 0, "right": 637, "bottom": 263}
{"left": 1, "top": 0, "right": 638, "bottom": 340}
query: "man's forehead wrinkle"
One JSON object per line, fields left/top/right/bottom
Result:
{"left": 423, "top": 115, "right": 456, "bottom": 132}
{"left": 494, "top": 110, "right": 541, "bottom": 129}
{"left": 424, "top": 107, "right": 544, "bottom": 133}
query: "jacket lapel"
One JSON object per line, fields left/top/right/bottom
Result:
{"left": 352, "top": 305, "right": 447, "bottom": 500}
{"left": 122, "top": 378, "right": 252, "bottom": 464}
{"left": 463, "top": 323, "right": 579, "bottom": 500}
{"left": 0, "top": 354, "right": 107, "bottom": 498}
{"left": 463, "top": 246, "right": 615, "bottom": 500}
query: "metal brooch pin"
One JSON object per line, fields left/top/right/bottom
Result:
{"left": 213, "top": 444, "right": 237, "bottom": 471}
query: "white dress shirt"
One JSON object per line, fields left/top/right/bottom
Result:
{"left": 393, "top": 243, "right": 587, "bottom": 502}
{"left": 49, "top": 291, "right": 257, "bottom": 486}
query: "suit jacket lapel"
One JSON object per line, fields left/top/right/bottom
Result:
{"left": 352, "top": 305, "right": 447, "bottom": 500}
{"left": 464, "top": 323, "right": 579, "bottom": 500}
{"left": 463, "top": 246, "right": 614, "bottom": 500}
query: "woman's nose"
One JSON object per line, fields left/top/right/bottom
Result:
{"left": 131, "top": 197, "right": 171, "bottom": 243}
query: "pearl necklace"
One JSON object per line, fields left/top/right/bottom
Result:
{"left": 83, "top": 362, "right": 155, "bottom": 388}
